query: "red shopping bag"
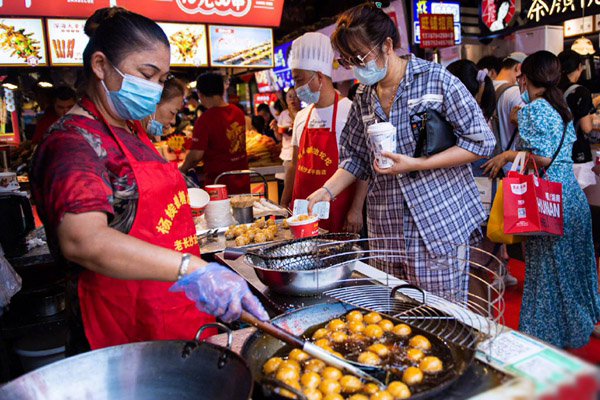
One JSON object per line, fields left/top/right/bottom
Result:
{"left": 503, "top": 152, "right": 563, "bottom": 236}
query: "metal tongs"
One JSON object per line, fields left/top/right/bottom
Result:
{"left": 197, "top": 229, "right": 219, "bottom": 243}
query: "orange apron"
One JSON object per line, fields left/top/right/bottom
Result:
{"left": 77, "top": 97, "right": 214, "bottom": 350}
{"left": 291, "top": 93, "right": 355, "bottom": 233}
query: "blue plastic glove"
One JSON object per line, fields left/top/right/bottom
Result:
{"left": 170, "top": 262, "right": 269, "bottom": 323}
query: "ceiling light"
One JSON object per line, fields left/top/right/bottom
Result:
{"left": 188, "top": 81, "right": 197, "bottom": 89}
{"left": 37, "top": 81, "right": 53, "bottom": 88}
{"left": 572, "top": 37, "right": 595, "bottom": 55}
{"left": 2, "top": 82, "right": 17, "bottom": 90}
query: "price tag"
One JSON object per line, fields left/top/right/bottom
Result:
{"left": 293, "top": 200, "right": 330, "bottom": 219}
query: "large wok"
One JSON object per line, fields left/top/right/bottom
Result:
{"left": 242, "top": 302, "right": 475, "bottom": 399}
{"left": 0, "top": 324, "right": 253, "bottom": 400}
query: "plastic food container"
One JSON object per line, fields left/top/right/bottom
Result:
{"left": 188, "top": 188, "right": 210, "bottom": 217}
{"left": 287, "top": 215, "right": 319, "bottom": 238}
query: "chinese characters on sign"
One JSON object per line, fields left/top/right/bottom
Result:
{"left": 419, "top": 14, "right": 455, "bottom": 48}
{"left": 298, "top": 145, "right": 333, "bottom": 169}
{"left": 527, "top": 0, "right": 600, "bottom": 23}
{"left": 481, "top": 0, "right": 517, "bottom": 32}
{"left": 46, "top": 19, "right": 89, "bottom": 66}
{"left": 413, "top": 0, "right": 461, "bottom": 45}
{"left": 156, "top": 190, "right": 190, "bottom": 235}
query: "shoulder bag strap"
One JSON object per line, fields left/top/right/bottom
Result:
{"left": 542, "top": 123, "right": 568, "bottom": 175}
{"left": 563, "top": 84, "right": 581, "bottom": 101}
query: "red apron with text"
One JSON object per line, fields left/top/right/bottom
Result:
{"left": 77, "top": 97, "right": 214, "bottom": 350}
{"left": 291, "top": 93, "right": 355, "bottom": 233}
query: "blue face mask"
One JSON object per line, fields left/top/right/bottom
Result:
{"left": 352, "top": 55, "right": 388, "bottom": 86}
{"left": 147, "top": 114, "right": 164, "bottom": 136}
{"left": 296, "top": 73, "right": 321, "bottom": 104}
{"left": 521, "top": 90, "right": 530, "bottom": 104}
{"left": 102, "top": 64, "right": 163, "bottom": 121}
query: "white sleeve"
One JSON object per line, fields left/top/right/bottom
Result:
{"left": 277, "top": 110, "right": 292, "bottom": 128}
{"left": 291, "top": 111, "right": 305, "bottom": 147}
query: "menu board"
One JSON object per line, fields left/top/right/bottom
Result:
{"left": 157, "top": 23, "right": 208, "bottom": 67}
{"left": 272, "top": 41, "right": 294, "bottom": 91}
{"left": 0, "top": 19, "right": 47, "bottom": 67}
{"left": 208, "top": 25, "right": 273, "bottom": 68}
{"left": 46, "top": 19, "right": 89, "bottom": 66}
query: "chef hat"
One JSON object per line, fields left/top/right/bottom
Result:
{"left": 289, "top": 32, "right": 334, "bottom": 77}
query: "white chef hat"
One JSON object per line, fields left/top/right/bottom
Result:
{"left": 289, "top": 32, "right": 334, "bottom": 77}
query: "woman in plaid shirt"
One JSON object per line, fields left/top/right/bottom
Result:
{"left": 307, "top": 1, "right": 496, "bottom": 304}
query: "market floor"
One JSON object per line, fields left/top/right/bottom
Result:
{"left": 503, "top": 258, "right": 600, "bottom": 364}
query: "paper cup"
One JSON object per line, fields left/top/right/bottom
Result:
{"left": 205, "top": 184, "right": 228, "bottom": 201}
{"left": 188, "top": 188, "right": 210, "bottom": 217}
{"left": 287, "top": 215, "right": 319, "bottom": 238}
{"left": 0, "top": 172, "right": 19, "bottom": 192}
{"left": 367, "top": 122, "right": 397, "bottom": 169}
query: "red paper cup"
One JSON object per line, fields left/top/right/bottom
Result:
{"left": 287, "top": 215, "right": 319, "bottom": 238}
{"left": 188, "top": 188, "right": 210, "bottom": 217}
{"left": 205, "top": 184, "right": 228, "bottom": 201}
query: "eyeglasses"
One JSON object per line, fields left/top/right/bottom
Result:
{"left": 336, "top": 44, "right": 380, "bottom": 69}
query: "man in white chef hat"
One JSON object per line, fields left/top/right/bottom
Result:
{"left": 280, "top": 32, "right": 367, "bottom": 234}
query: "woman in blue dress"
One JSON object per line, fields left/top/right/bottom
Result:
{"left": 483, "top": 50, "right": 600, "bottom": 348}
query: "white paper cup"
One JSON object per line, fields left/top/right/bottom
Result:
{"left": 188, "top": 188, "right": 210, "bottom": 217}
{"left": 367, "top": 122, "right": 397, "bottom": 169}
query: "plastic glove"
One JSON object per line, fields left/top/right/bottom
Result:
{"left": 170, "top": 262, "right": 269, "bottom": 323}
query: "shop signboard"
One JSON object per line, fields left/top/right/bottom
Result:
{"left": 0, "top": 0, "right": 284, "bottom": 27}
{"left": 480, "top": 0, "right": 518, "bottom": 35}
{"left": 413, "top": 1, "right": 461, "bottom": 45}
{"left": 272, "top": 41, "right": 294, "bottom": 91}
{"left": 254, "top": 69, "right": 277, "bottom": 93}
{"left": 208, "top": 25, "right": 273, "bottom": 68}
{"left": 46, "top": 19, "right": 89, "bottom": 66}
{"left": 520, "top": 0, "right": 600, "bottom": 26}
{"left": 157, "top": 22, "right": 208, "bottom": 67}
{"left": 418, "top": 14, "right": 454, "bottom": 48}
{"left": 0, "top": 18, "right": 47, "bottom": 67}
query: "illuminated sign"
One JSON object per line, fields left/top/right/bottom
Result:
{"left": 419, "top": 14, "right": 455, "bottom": 48}
{"left": 481, "top": 0, "right": 517, "bottom": 33}
{"left": 0, "top": 18, "right": 47, "bottom": 67}
{"left": 413, "top": 1, "right": 461, "bottom": 45}
{"left": 157, "top": 22, "right": 208, "bottom": 67}
{"left": 46, "top": 19, "right": 89, "bottom": 66}
{"left": 208, "top": 25, "right": 273, "bottom": 68}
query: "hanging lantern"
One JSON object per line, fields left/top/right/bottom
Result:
{"left": 572, "top": 37, "right": 595, "bottom": 55}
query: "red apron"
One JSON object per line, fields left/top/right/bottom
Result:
{"left": 77, "top": 97, "right": 214, "bottom": 350}
{"left": 291, "top": 93, "right": 355, "bottom": 233}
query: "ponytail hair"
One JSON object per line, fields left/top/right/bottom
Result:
{"left": 446, "top": 59, "right": 496, "bottom": 121}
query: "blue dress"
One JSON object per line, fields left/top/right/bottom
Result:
{"left": 517, "top": 98, "right": 600, "bottom": 348}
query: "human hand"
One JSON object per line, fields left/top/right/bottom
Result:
{"left": 374, "top": 152, "right": 420, "bottom": 175}
{"left": 509, "top": 106, "right": 521, "bottom": 126}
{"left": 342, "top": 208, "right": 363, "bottom": 233}
{"left": 481, "top": 153, "right": 508, "bottom": 179}
{"left": 170, "top": 262, "right": 268, "bottom": 322}
{"left": 269, "top": 119, "right": 278, "bottom": 132}
{"left": 307, "top": 187, "right": 331, "bottom": 215}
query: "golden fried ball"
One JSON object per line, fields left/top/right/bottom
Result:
{"left": 409, "top": 335, "right": 431, "bottom": 351}
{"left": 278, "top": 379, "right": 301, "bottom": 399}
{"left": 318, "top": 379, "right": 342, "bottom": 395}
{"left": 276, "top": 367, "right": 299, "bottom": 382}
{"left": 253, "top": 232, "right": 267, "bottom": 244}
{"left": 402, "top": 367, "right": 424, "bottom": 385}
{"left": 370, "top": 391, "right": 393, "bottom": 400}
{"left": 323, "top": 394, "right": 344, "bottom": 400}
{"left": 263, "top": 357, "right": 282, "bottom": 375}
{"left": 224, "top": 229, "right": 236, "bottom": 240}
{"left": 233, "top": 226, "right": 246, "bottom": 237}
{"left": 386, "top": 382, "right": 411, "bottom": 399}
{"left": 266, "top": 218, "right": 275, "bottom": 227}
{"left": 392, "top": 324, "right": 412, "bottom": 337}
{"left": 298, "top": 214, "right": 309, "bottom": 221}
{"left": 303, "top": 388, "right": 323, "bottom": 400}
{"left": 264, "top": 229, "right": 275, "bottom": 241}
{"left": 327, "top": 319, "right": 346, "bottom": 332}
{"left": 419, "top": 356, "right": 443, "bottom": 373}
{"left": 289, "top": 349, "right": 310, "bottom": 362}
{"left": 282, "top": 219, "right": 290, "bottom": 229}
{"left": 346, "top": 310, "right": 364, "bottom": 322}
{"left": 367, "top": 343, "right": 390, "bottom": 357}
{"left": 255, "top": 217, "right": 266, "bottom": 228}
{"left": 340, "top": 375, "right": 363, "bottom": 393}
{"left": 364, "top": 312, "right": 382, "bottom": 325}
{"left": 406, "top": 348, "right": 424, "bottom": 363}
{"left": 321, "top": 367, "right": 342, "bottom": 381}
{"left": 279, "top": 359, "right": 301, "bottom": 373}
{"left": 235, "top": 235, "right": 250, "bottom": 246}
{"left": 364, "top": 324, "right": 384, "bottom": 339}
{"left": 347, "top": 321, "right": 365, "bottom": 334}
{"left": 357, "top": 351, "right": 381, "bottom": 366}
{"left": 349, "top": 333, "right": 367, "bottom": 342}
{"left": 301, "top": 371, "right": 322, "bottom": 389}
{"left": 348, "top": 395, "right": 369, "bottom": 400}
{"left": 330, "top": 331, "right": 348, "bottom": 343}
{"left": 268, "top": 225, "right": 278, "bottom": 235}
{"left": 312, "top": 328, "right": 330, "bottom": 340}
{"left": 378, "top": 319, "right": 394, "bottom": 332}
{"left": 363, "top": 383, "right": 380, "bottom": 395}
{"left": 304, "top": 359, "right": 326, "bottom": 373}
{"left": 314, "top": 338, "right": 330, "bottom": 348}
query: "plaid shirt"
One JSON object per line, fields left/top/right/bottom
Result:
{"left": 339, "top": 55, "right": 496, "bottom": 256}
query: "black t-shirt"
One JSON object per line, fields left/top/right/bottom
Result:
{"left": 565, "top": 85, "right": 595, "bottom": 125}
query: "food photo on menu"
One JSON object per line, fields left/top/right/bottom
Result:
{"left": 158, "top": 22, "right": 208, "bottom": 67}
{"left": 0, "top": 19, "right": 46, "bottom": 65}
{"left": 209, "top": 25, "right": 273, "bottom": 68}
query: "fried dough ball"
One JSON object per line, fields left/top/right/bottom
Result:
{"left": 312, "top": 328, "right": 330, "bottom": 340}
{"left": 289, "top": 349, "right": 310, "bottom": 362}
{"left": 314, "top": 338, "right": 330, "bottom": 348}
{"left": 363, "top": 383, "right": 380, "bottom": 395}
{"left": 235, "top": 235, "right": 249, "bottom": 246}
{"left": 304, "top": 359, "right": 326, "bottom": 373}
{"left": 255, "top": 217, "right": 266, "bottom": 228}
{"left": 263, "top": 357, "right": 282, "bottom": 374}
{"left": 298, "top": 214, "right": 309, "bottom": 221}
{"left": 406, "top": 348, "right": 424, "bottom": 363}
{"left": 321, "top": 367, "right": 342, "bottom": 381}
{"left": 323, "top": 394, "right": 344, "bottom": 400}
{"left": 276, "top": 367, "right": 299, "bottom": 382}
{"left": 402, "top": 367, "right": 424, "bottom": 385}
{"left": 340, "top": 375, "right": 363, "bottom": 393}
{"left": 268, "top": 224, "right": 278, "bottom": 234}
{"left": 364, "top": 324, "right": 384, "bottom": 339}
{"left": 409, "top": 335, "right": 431, "bottom": 351}
{"left": 370, "top": 391, "right": 393, "bottom": 400}
{"left": 224, "top": 228, "right": 236, "bottom": 240}
{"left": 264, "top": 229, "right": 275, "bottom": 241}
{"left": 301, "top": 371, "right": 322, "bottom": 389}
{"left": 246, "top": 229, "right": 257, "bottom": 241}
{"left": 266, "top": 218, "right": 275, "bottom": 227}
{"left": 303, "top": 388, "right": 323, "bottom": 400}
{"left": 357, "top": 351, "right": 381, "bottom": 366}
{"left": 364, "top": 312, "right": 382, "bottom": 325}
{"left": 347, "top": 320, "right": 365, "bottom": 333}
{"left": 378, "top": 319, "right": 394, "bottom": 332}
{"left": 281, "top": 219, "right": 290, "bottom": 229}
{"left": 346, "top": 310, "right": 364, "bottom": 322}
{"left": 392, "top": 324, "right": 412, "bottom": 337}
{"left": 327, "top": 319, "right": 346, "bottom": 332}
{"left": 278, "top": 379, "right": 301, "bottom": 399}
{"left": 419, "top": 356, "right": 443, "bottom": 373}
{"left": 233, "top": 226, "right": 246, "bottom": 237}
{"left": 253, "top": 231, "right": 267, "bottom": 244}
{"left": 318, "top": 379, "right": 341, "bottom": 395}
{"left": 279, "top": 359, "right": 301, "bottom": 373}
{"left": 330, "top": 331, "right": 348, "bottom": 343}
{"left": 386, "top": 381, "right": 411, "bottom": 399}
{"left": 367, "top": 343, "right": 390, "bottom": 357}
{"left": 348, "top": 395, "right": 369, "bottom": 400}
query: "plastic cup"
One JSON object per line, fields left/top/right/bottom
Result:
{"left": 367, "top": 122, "right": 397, "bottom": 169}
{"left": 205, "top": 184, "right": 228, "bottom": 200}
{"left": 188, "top": 188, "right": 210, "bottom": 217}
{"left": 287, "top": 215, "right": 319, "bottom": 238}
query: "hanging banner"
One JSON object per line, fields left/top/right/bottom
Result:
{"left": 0, "top": 0, "right": 284, "bottom": 27}
{"left": 419, "top": 14, "right": 455, "bottom": 48}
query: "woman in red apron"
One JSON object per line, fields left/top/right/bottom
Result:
{"left": 30, "top": 10, "right": 267, "bottom": 351}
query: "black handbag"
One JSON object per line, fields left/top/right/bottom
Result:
{"left": 411, "top": 109, "right": 456, "bottom": 158}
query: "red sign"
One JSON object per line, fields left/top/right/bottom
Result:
{"left": 481, "top": 0, "right": 516, "bottom": 33}
{"left": 418, "top": 14, "right": 454, "bottom": 49}
{"left": 0, "top": 0, "right": 284, "bottom": 27}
